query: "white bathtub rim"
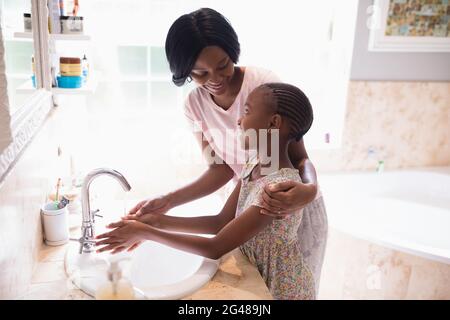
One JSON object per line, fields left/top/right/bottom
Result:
{"left": 321, "top": 166, "right": 450, "bottom": 265}
{"left": 330, "top": 225, "right": 450, "bottom": 265}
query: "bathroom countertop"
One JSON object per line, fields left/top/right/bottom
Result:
{"left": 184, "top": 248, "right": 273, "bottom": 300}
{"left": 21, "top": 232, "right": 272, "bottom": 300}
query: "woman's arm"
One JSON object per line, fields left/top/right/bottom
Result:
{"left": 288, "top": 138, "right": 318, "bottom": 197}
{"left": 132, "top": 181, "right": 242, "bottom": 235}
{"left": 129, "top": 132, "right": 234, "bottom": 216}
{"left": 167, "top": 163, "right": 234, "bottom": 208}
{"left": 170, "top": 131, "right": 236, "bottom": 206}
{"left": 259, "top": 139, "right": 318, "bottom": 216}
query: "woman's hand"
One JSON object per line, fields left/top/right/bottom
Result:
{"left": 95, "top": 220, "right": 151, "bottom": 254}
{"left": 122, "top": 212, "right": 158, "bottom": 225}
{"left": 260, "top": 180, "right": 317, "bottom": 218}
{"left": 118, "top": 213, "right": 160, "bottom": 251}
{"left": 126, "top": 194, "right": 173, "bottom": 219}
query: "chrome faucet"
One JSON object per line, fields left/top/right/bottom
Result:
{"left": 72, "top": 168, "right": 131, "bottom": 254}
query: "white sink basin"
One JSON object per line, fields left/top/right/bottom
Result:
{"left": 65, "top": 194, "right": 223, "bottom": 299}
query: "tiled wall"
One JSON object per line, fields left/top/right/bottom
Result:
{"left": 0, "top": 108, "right": 59, "bottom": 299}
{"left": 319, "top": 228, "right": 450, "bottom": 299}
{"left": 311, "top": 81, "right": 450, "bottom": 173}
{"left": 0, "top": 26, "right": 13, "bottom": 158}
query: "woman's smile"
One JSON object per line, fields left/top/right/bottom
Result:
{"left": 205, "top": 79, "right": 228, "bottom": 95}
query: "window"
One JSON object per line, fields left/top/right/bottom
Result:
{"left": 76, "top": 0, "right": 353, "bottom": 150}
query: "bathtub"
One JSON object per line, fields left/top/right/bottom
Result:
{"left": 319, "top": 166, "right": 450, "bottom": 265}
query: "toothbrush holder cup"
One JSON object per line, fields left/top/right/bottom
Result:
{"left": 41, "top": 202, "right": 70, "bottom": 246}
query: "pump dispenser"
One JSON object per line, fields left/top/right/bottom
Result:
{"left": 95, "top": 257, "right": 135, "bottom": 300}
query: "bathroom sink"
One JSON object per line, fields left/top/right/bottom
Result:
{"left": 65, "top": 194, "right": 223, "bottom": 299}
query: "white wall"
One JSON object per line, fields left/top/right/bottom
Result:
{"left": 350, "top": 0, "right": 450, "bottom": 81}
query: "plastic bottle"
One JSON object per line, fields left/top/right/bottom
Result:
{"left": 376, "top": 160, "right": 385, "bottom": 173}
{"left": 31, "top": 56, "right": 36, "bottom": 88}
{"left": 82, "top": 54, "right": 89, "bottom": 82}
{"left": 95, "top": 257, "right": 135, "bottom": 300}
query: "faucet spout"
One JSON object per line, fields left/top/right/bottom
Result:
{"left": 78, "top": 168, "right": 131, "bottom": 254}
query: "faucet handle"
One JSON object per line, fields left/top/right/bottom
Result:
{"left": 70, "top": 237, "right": 96, "bottom": 254}
{"left": 91, "top": 208, "right": 103, "bottom": 218}
{"left": 69, "top": 237, "right": 85, "bottom": 254}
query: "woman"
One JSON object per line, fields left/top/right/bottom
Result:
{"left": 127, "top": 8, "right": 328, "bottom": 294}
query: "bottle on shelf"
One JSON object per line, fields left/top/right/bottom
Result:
{"left": 82, "top": 54, "right": 89, "bottom": 82}
{"left": 31, "top": 55, "right": 36, "bottom": 88}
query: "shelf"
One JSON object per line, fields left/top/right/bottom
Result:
{"left": 50, "top": 33, "right": 91, "bottom": 41}
{"left": 119, "top": 75, "right": 172, "bottom": 82}
{"left": 14, "top": 32, "right": 91, "bottom": 41}
{"left": 52, "top": 76, "right": 98, "bottom": 95}
{"left": 13, "top": 32, "right": 33, "bottom": 39}
{"left": 16, "top": 74, "right": 98, "bottom": 95}
{"left": 6, "top": 73, "right": 32, "bottom": 79}
{"left": 16, "top": 80, "right": 36, "bottom": 94}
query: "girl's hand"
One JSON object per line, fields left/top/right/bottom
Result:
{"left": 126, "top": 195, "right": 172, "bottom": 219}
{"left": 95, "top": 220, "right": 151, "bottom": 254}
{"left": 260, "top": 180, "right": 317, "bottom": 218}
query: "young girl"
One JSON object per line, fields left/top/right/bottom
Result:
{"left": 96, "top": 82, "right": 316, "bottom": 300}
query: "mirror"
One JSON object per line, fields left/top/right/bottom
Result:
{"left": 0, "top": 0, "right": 53, "bottom": 182}
{"left": 1, "top": 0, "right": 37, "bottom": 149}
{"left": 0, "top": 25, "right": 12, "bottom": 153}
{"left": 1, "top": 0, "right": 36, "bottom": 114}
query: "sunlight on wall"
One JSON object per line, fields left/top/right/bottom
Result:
{"left": 53, "top": 0, "right": 358, "bottom": 184}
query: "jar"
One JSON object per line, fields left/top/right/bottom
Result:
{"left": 60, "top": 57, "right": 82, "bottom": 76}
{"left": 57, "top": 75, "right": 83, "bottom": 88}
{"left": 60, "top": 16, "right": 84, "bottom": 34}
{"left": 41, "top": 202, "right": 69, "bottom": 246}
{"left": 24, "top": 13, "right": 32, "bottom": 32}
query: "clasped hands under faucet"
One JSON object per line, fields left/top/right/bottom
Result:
{"left": 95, "top": 195, "right": 170, "bottom": 254}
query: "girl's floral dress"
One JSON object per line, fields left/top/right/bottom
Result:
{"left": 236, "top": 161, "right": 316, "bottom": 300}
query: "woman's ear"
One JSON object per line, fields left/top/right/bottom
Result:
{"left": 269, "top": 114, "right": 282, "bottom": 130}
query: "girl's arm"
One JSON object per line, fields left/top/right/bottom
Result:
{"left": 144, "top": 204, "right": 273, "bottom": 260}
{"left": 135, "top": 181, "right": 243, "bottom": 235}
{"left": 97, "top": 200, "right": 274, "bottom": 260}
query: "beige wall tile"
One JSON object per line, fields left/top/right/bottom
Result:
{"left": 311, "top": 81, "right": 450, "bottom": 173}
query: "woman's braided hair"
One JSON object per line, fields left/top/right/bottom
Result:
{"left": 260, "top": 82, "right": 314, "bottom": 141}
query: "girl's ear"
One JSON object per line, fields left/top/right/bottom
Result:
{"left": 269, "top": 114, "right": 282, "bottom": 129}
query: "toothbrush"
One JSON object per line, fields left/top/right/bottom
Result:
{"left": 55, "top": 178, "right": 61, "bottom": 209}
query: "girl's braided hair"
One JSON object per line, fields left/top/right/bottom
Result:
{"left": 260, "top": 82, "right": 314, "bottom": 141}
